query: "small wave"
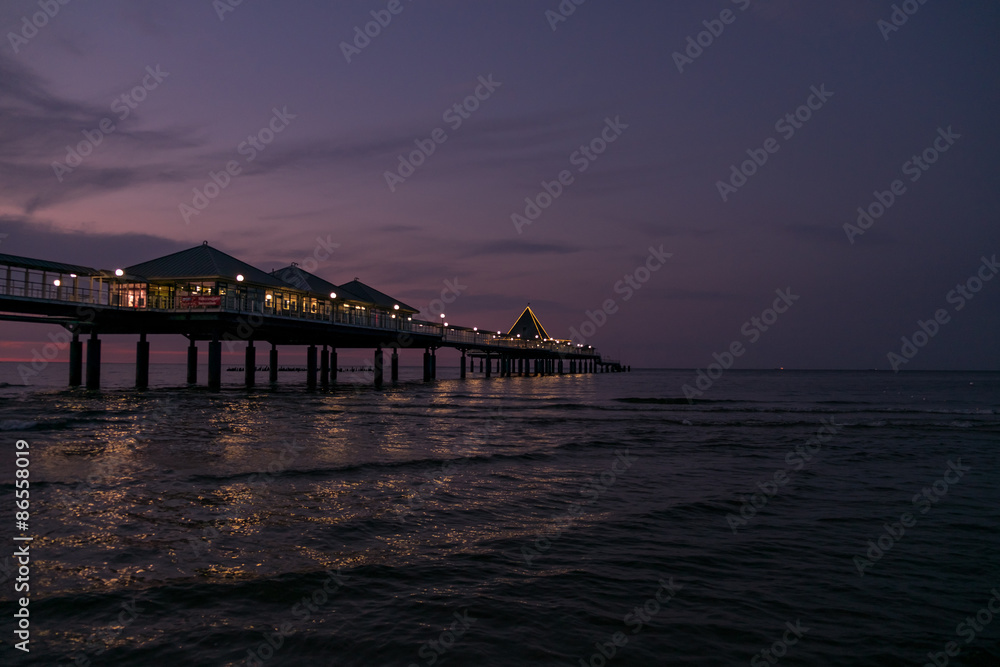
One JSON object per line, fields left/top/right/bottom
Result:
{"left": 614, "top": 397, "right": 742, "bottom": 405}
{"left": 185, "top": 448, "right": 562, "bottom": 486}
{"left": 0, "top": 419, "right": 38, "bottom": 430}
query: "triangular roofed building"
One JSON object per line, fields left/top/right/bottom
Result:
{"left": 507, "top": 305, "right": 552, "bottom": 341}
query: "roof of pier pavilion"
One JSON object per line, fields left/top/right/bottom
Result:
{"left": 270, "top": 264, "right": 418, "bottom": 315}
{"left": 338, "top": 278, "right": 419, "bottom": 315}
{"left": 125, "top": 242, "right": 289, "bottom": 288}
{"left": 0, "top": 253, "right": 105, "bottom": 278}
{"left": 122, "top": 242, "right": 419, "bottom": 315}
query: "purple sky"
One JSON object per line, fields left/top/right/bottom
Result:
{"left": 1, "top": 0, "right": 998, "bottom": 369}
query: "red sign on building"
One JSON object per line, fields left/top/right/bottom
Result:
{"left": 179, "top": 295, "right": 222, "bottom": 308}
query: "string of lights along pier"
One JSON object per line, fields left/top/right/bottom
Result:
{"left": 0, "top": 243, "right": 628, "bottom": 389}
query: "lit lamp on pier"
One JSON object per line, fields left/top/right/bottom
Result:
{"left": 113, "top": 269, "right": 125, "bottom": 307}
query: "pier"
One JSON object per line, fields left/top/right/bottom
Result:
{"left": 0, "top": 243, "right": 627, "bottom": 389}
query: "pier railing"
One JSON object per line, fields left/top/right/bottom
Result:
{"left": 0, "top": 276, "right": 593, "bottom": 355}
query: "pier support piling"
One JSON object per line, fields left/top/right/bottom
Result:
{"left": 306, "top": 345, "right": 318, "bottom": 389}
{"left": 68, "top": 332, "right": 82, "bottom": 387}
{"left": 485, "top": 354, "right": 492, "bottom": 378}
{"left": 320, "top": 345, "right": 329, "bottom": 387}
{"left": 86, "top": 332, "right": 101, "bottom": 390}
{"left": 374, "top": 346, "right": 384, "bottom": 388}
{"left": 135, "top": 333, "right": 149, "bottom": 390}
{"left": 423, "top": 350, "right": 432, "bottom": 382}
{"left": 208, "top": 338, "right": 222, "bottom": 390}
{"left": 187, "top": 339, "right": 198, "bottom": 385}
{"left": 330, "top": 348, "right": 338, "bottom": 384}
{"left": 460, "top": 350, "right": 466, "bottom": 379}
{"left": 391, "top": 348, "right": 399, "bottom": 382}
{"left": 245, "top": 342, "right": 255, "bottom": 388}
{"left": 431, "top": 349, "right": 437, "bottom": 379}
{"left": 269, "top": 344, "right": 278, "bottom": 384}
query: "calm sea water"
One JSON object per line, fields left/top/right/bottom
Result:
{"left": 1, "top": 364, "right": 998, "bottom": 666}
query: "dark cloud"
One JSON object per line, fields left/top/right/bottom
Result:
{"left": 0, "top": 214, "right": 187, "bottom": 269}
{"left": 464, "top": 240, "right": 579, "bottom": 257}
{"left": 0, "top": 52, "right": 200, "bottom": 213}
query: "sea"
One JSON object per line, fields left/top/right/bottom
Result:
{"left": 0, "top": 363, "right": 998, "bottom": 666}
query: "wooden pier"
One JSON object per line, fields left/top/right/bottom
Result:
{"left": 0, "top": 243, "right": 627, "bottom": 389}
